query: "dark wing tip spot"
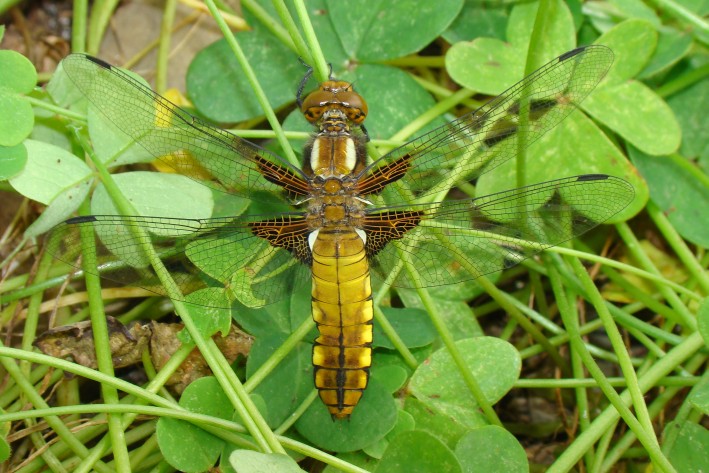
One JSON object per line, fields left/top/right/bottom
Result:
{"left": 559, "top": 47, "right": 586, "bottom": 61}
{"left": 66, "top": 215, "right": 98, "bottom": 224}
{"left": 85, "top": 56, "right": 112, "bottom": 70}
{"left": 576, "top": 174, "right": 609, "bottom": 182}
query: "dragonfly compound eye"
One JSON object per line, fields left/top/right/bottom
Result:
{"left": 301, "top": 80, "right": 368, "bottom": 125}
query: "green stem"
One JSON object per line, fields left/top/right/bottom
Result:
{"left": 272, "top": 0, "right": 313, "bottom": 67}
{"left": 372, "top": 258, "right": 419, "bottom": 370}
{"left": 0, "top": 345, "right": 115, "bottom": 473}
{"left": 155, "top": 0, "right": 178, "bottom": 94}
{"left": 0, "top": 346, "right": 250, "bottom": 453}
{"left": 547, "top": 265, "right": 681, "bottom": 473}
{"left": 525, "top": 0, "right": 555, "bottom": 75}
{"left": 0, "top": 346, "right": 373, "bottom": 472}
{"left": 241, "top": 0, "right": 297, "bottom": 53}
{"left": 72, "top": 0, "right": 88, "bottom": 52}
{"left": 661, "top": 364, "right": 709, "bottom": 455}
{"left": 656, "top": 63, "right": 709, "bottom": 98}
{"left": 517, "top": 0, "right": 554, "bottom": 189}
{"left": 646, "top": 200, "right": 709, "bottom": 294}
{"left": 602, "top": 353, "right": 706, "bottom": 471}
{"left": 567, "top": 283, "right": 594, "bottom": 468}
{"left": 0, "top": 0, "right": 23, "bottom": 14}
{"left": 391, "top": 87, "right": 476, "bottom": 162}
{"left": 87, "top": 0, "right": 120, "bottom": 55}
{"left": 546, "top": 253, "right": 686, "bottom": 347}
{"left": 602, "top": 266, "right": 683, "bottom": 321}
{"left": 477, "top": 277, "right": 569, "bottom": 373}
{"left": 514, "top": 376, "right": 698, "bottom": 388}
{"left": 24, "top": 95, "right": 87, "bottom": 122}
{"left": 550, "top": 245, "right": 700, "bottom": 301}
{"left": 568, "top": 256, "right": 657, "bottom": 442}
{"left": 293, "top": 0, "right": 329, "bottom": 81}
{"left": 73, "top": 129, "right": 282, "bottom": 454}
{"left": 128, "top": 432, "right": 161, "bottom": 471}
{"left": 386, "top": 55, "right": 446, "bottom": 68}
{"left": 243, "top": 315, "right": 314, "bottom": 391}
{"left": 616, "top": 223, "right": 697, "bottom": 329}
{"left": 274, "top": 390, "right": 318, "bottom": 435}
{"left": 205, "top": 0, "right": 298, "bottom": 168}
{"left": 77, "top": 198, "right": 131, "bottom": 472}
{"left": 75, "top": 344, "right": 191, "bottom": 471}
{"left": 400, "top": 254, "right": 502, "bottom": 427}
{"left": 0, "top": 366, "right": 56, "bottom": 409}
{"left": 645, "top": 0, "right": 709, "bottom": 44}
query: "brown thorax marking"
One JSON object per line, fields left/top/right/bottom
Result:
{"left": 306, "top": 176, "right": 366, "bottom": 229}
{"left": 297, "top": 79, "right": 370, "bottom": 231}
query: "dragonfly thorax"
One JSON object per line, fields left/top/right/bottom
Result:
{"left": 306, "top": 198, "right": 366, "bottom": 228}
{"left": 306, "top": 133, "right": 361, "bottom": 176}
{"left": 301, "top": 79, "right": 369, "bottom": 180}
{"left": 306, "top": 176, "right": 367, "bottom": 227}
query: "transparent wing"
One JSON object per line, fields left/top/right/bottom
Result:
{"left": 366, "top": 174, "right": 634, "bottom": 288}
{"left": 47, "top": 214, "right": 312, "bottom": 308}
{"left": 357, "top": 45, "right": 613, "bottom": 201}
{"left": 60, "top": 54, "right": 310, "bottom": 201}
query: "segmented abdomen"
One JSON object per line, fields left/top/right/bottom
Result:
{"left": 310, "top": 227, "right": 373, "bottom": 419}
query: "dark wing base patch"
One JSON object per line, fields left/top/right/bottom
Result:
{"left": 356, "top": 155, "right": 412, "bottom": 196}
{"left": 363, "top": 210, "right": 423, "bottom": 256}
{"left": 249, "top": 216, "right": 312, "bottom": 264}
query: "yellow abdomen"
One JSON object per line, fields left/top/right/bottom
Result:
{"left": 310, "top": 227, "right": 373, "bottom": 419}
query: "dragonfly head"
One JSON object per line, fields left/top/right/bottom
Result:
{"left": 300, "top": 80, "right": 368, "bottom": 126}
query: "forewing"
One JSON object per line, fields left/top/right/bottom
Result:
{"left": 357, "top": 46, "right": 614, "bottom": 201}
{"left": 46, "top": 214, "right": 312, "bottom": 308}
{"left": 60, "top": 54, "right": 310, "bottom": 200}
{"left": 367, "top": 175, "right": 634, "bottom": 289}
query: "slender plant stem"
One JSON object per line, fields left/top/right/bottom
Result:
{"left": 602, "top": 266, "right": 683, "bottom": 321}
{"left": 272, "top": 0, "right": 313, "bottom": 67}
{"left": 656, "top": 63, "right": 709, "bottom": 98}
{"left": 155, "top": 0, "right": 179, "bottom": 94}
{"left": 477, "top": 276, "right": 569, "bottom": 372}
{"left": 72, "top": 0, "right": 88, "bottom": 52}
{"left": 77, "top": 345, "right": 194, "bottom": 471}
{"left": 514, "top": 376, "right": 698, "bottom": 388}
{"left": 77, "top": 198, "right": 131, "bottom": 473}
{"left": 0, "top": 345, "right": 116, "bottom": 473}
{"left": 0, "top": 0, "right": 22, "bottom": 14}
{"left": 0, "top": 347, "right": 372, "bottom": 472}
{"left": 517, "top": 0, "right": 554, "bottom": 189}
{"left": 23, "top": 95, "right": 87, "bottom": 124}
{"left": 567, "top": 256, "right": 657, "bottom": 442}
{"left": 602, "top": 353, "right": 706, "bottom": 471}
{"left": 15, "top": 233, "right": 58, "bottom": 469}
{"left": 646, "top": 200, "right": 709, "bottom": 294}
{"left": 241, "top": 0, "right": 297, "bottom": 52}
{"left": 566, "top": 283, "right": 595, "bottom": 468}
{"left": 616, "top": 223, "right": 697, "bottom": 329}
{"left": 645, "top": 0, "right": 709, "bottom": 43}
{"left": 400, "top": 254, "right": 502, "bottom": 427}
{"left": 73, "top": 128, "right": 282, "bottom": 453}
{"left": 87, "top": 0, "right": 120, "bottom": 55}
{"left": 551, "top": 245, "right": 701, "bottom": 301}
{"left": 548, "top": 265, "right": 682, "bottom": 473}
{"left": 204, "top": 0, "right": 298, "bottom": 167}
{"left": 372, "top": 258, "right": 419, "bottom": 369}
{"left": 242, "top": 314, "right": 313, "bottom": 391}
{"left": 293, "top": 0, "right": 328, "bottom": 81}
{"left": 390, "top": 87, "right": 476, "bottom": 160}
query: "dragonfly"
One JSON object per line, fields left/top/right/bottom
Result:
{"left": 46, "top": 45, "right": 634, "bottom": 419}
